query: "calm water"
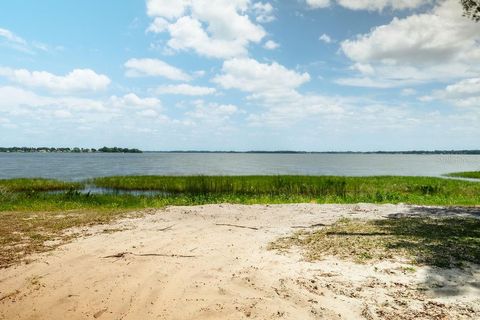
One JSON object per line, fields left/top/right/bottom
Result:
{"left": 0, "top": 153, "right": 479, "bottom": 181}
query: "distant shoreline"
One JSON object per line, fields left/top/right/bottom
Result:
{"left": 1, "top": 148, "right": 480, "bottom": 155}
{"left": 143, "top": 150, "right": 480, "bottom": 155}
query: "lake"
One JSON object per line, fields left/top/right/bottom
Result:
{"left": 0, "top": 153, "right": 479, "bottom": 181}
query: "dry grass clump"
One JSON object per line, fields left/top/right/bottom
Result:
{"left": 271, "top": 217, "right": 480, "bottom": 268}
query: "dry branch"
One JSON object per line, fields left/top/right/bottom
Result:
{"left": 214, "top": 223, "right": 259, "bottom": 230}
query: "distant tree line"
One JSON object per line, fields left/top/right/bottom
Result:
{"left": 0, "top": 147, "right": 142, "bottom": 153}
{"left": 149, "top": 150, "right": 480, "bottom": 155}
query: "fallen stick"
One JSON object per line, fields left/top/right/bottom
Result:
{"left": 135, "top": 253, "right": 196, "bottom": 258}
{"left": 102, "top": 252, "right": 131, "bottom": 258}
{"left": 157, "top": 225, "right": 174, "bottom": 232}
{"left": 291, "top": 223, "right": 326, "bottom": 229}
{"left": 214, "top": 223, "right": 259, "bottom": 230}
{"left": 102, "top": 252, "right": 196, "bottom": 259}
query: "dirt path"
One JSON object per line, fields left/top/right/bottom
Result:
{"left": 0, "top": 204, "right": 479, "bottom": 319}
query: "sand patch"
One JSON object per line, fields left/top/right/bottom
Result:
{"left": 0, "top": 204, "right": 478, "bottom": 319}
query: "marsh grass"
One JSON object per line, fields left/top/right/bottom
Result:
{"left": 271, "top": 217, "right": 480, "bottom": 268}
{"left": 0, "top": 178, "right": 82, "bottom": 192}
{"left": 92, "top": 175, "right": 480, "bottom": 206}
{"left": 447, "top": 171, "right": 480, "bottom": 179}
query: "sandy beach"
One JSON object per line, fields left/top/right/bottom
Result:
{"left": 1, "top": 204, "right": 479, "bottom": 319}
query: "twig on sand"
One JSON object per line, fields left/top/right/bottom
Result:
{"left": 291, "top": 223, "right": 327, "bottom": 229}
{"left": 102, "top": 252, "right": 131, "bottom": 258}
{"left": 102, "top": 252, "right": 196, "bottom": 259}
{"left": 135, "top": 253, "right": 196, "bottom": 258}
{"left": 215, "top": 223, "right": 259, "bottom": 230}
{"left": 157, "top": 225, "right": 174, "bottom": 232}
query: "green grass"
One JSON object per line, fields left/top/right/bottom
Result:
{"left": 0, "top": 178, "right": 82, "bottom": 192}
{"left": 447, "top": 171, "right": 480, "bottom": 179}
{"left": 92, "top": 175, "right": 480, "bottom": 206}
{"left": 270, "top": 217, "right": 480, "bottom": 268}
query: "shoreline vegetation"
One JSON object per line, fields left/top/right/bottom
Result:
{"left": 447, "top": 171, "right": 480, "bottom": 179}
{"left": 0, "top": 175, "right": 478, "bottom": 212}
{"left": 1, "top": 147, "right": 480, "bottom": 154}
{"left": 0, "top": 147, "right": 142, "bottom": 153}
{"left": 0, "top": 174, "right": 479, "bottom": 268}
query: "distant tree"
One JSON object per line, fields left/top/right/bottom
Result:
{"left": 462, "top": 0, "right": 480, "bottom": 21}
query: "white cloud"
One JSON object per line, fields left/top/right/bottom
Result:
{"left": 339, "top": 0, "right": 480, "bottom": 87}
{"left": 124, "top": 58, "right": 192, "bottom": 81}
{"left": 252, "top": 2, "right": 275, "bottom": 23}
{"left": 155, "top": 84, "right": 216, "bottom": 96}
{"left": 335, "top": 77, "right": 396, "bottom": 88}
{"left": 213, "top": 58, "right": 310, "bottom": 95}
{"left": 146, "top": 17, "right": 169, "bottom": 33}
{"left": 0, "top": 85, "right": 174, "bottom": 127}
{"left": 0, "top": 67, "right": 110, "bottom": 93}
{"left": 264, "top": 40, "right": 279, "bottom": 50}
{"left": 213, "top": 58, "right": 345, "bottom": 126}
{"left": 335, "top": 0, "right": 431, "bottom": 11}
{"left": 147, "top": 0, "right": 266, "bottom": 59}
{"left": 444, "top": 78, "right": 480, "bottom": 97}
{"left": 186, "top": 101, "right": 239, "bottom": 124}
{"left": 0, "top": 86, "right": 106, "bottom": 113}
{"left": 0, "top": 27, "right": 61, "bottom": 54}
{"left": 306, "top": 0, "right": 331, "bottom": 9}
{"left": 137, "top": 109, "right": 159, "bottom": 117}
{"left": 423, "top": 77, "right": 480, "bottom": 108}
{"left": 110, "top": 93, "right": 162, "bottom": 109}
{"left": 146, "top": 0, "right": 190, "bottom": 20}
{"left": 305, "top": 0, "right": 430, "bottom": 10}
{"left": 0, "top": 28, "right": 27, "bottom": 46}
{"left": 319, "top": 33, "right": 332, "bottom": 43}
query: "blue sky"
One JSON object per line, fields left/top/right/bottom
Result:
{"left": 0, "top": 0, "right": 479, "bottom": 151}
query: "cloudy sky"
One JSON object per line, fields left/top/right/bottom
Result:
{"left": 0, "top": 0, "right": 479, "bottom": 151}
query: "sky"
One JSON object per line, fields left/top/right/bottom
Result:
{"left": 0, "top": 0, "right": 479, "bottom": 151}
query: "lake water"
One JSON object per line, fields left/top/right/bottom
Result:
{"left": 1, "top": 153, "right": 479, "bottom": 181}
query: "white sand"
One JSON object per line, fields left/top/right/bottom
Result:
{"left": 0, "top": 204, "right": 479, "bottom": 319}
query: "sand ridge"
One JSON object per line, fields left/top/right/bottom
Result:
{"left": 0, "top": 204, "right": 479, "bottom": 319}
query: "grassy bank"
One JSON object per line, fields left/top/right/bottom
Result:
{"left": 271, "top": 217, "right": 480, "bottom": 268}
{"left": 0, "top": 178, "right": 82, "bottom": 192}
{"left": 92, "top": 175, "right": 480, "bottom": 206}
{"left": 447, "top": 171, "right": 480, "bottom": 179}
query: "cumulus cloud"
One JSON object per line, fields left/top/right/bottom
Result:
{"left": 146, "top": 0, "right": 266, "bottom": 59}
{"left": 422, "top": 77, "right": 480, "bottom": 108}
{"left": 124, "top": 58, "right": 192, "bottom": 81}
{"left": 110, "top": 93, "right": 162, "bottom": 109}
{"left": 0, "top": 86, "right": 106, "bottom": 113}
{"left": 0, "top": 67, "right": 110, "bottom": 93}
{"left": 146, "top": 0, "right": 190, "bottom": 20}
{"left": 146, "top": 17, "right": 169, "bottom": 33}
{"left": 338, "top": 0, "right": 480, "bottom": 87}
{"left": 264, "top": 40, "right": 279, "bottom": 50}
{"left": 186, "top": 101, "right": 239, "bottom": 124}
{"left": 214, "top": 58, "right": 345, "bottom": 126}
{"left": 155, "top": 84, "right": 216, "bottom": 96}
{"left": 252, "top": 2, "right": 275, "bottom": 23}
{"left": 305, "top": 0, "right": 431, "bottom": 10}
{"left": 335, "top": 0, "right": 431, "bottom": 11}
{"left": 443, "top": 78, "right": 480, "bottom": 97}
{"left": 306, "top": 0, "right": 331, "bottom": 9}
{"left": 319, "top": 33, "right": 332, "bottom": 43}
{"left": 213, "top": 58, "right": 310, "bottom": 95}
